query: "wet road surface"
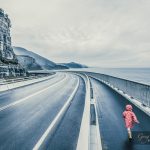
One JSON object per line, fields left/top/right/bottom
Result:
{"left": 90, "top": 77, "right": 150, "bottom": 150}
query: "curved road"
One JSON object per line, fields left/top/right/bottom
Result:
{"left": 0, "top": 72, "right": 150, "bottom": 150}
{"left": 0, "top": 73, "right": 85, "bottom": 150}
{"left": 43, "top": 76, "right": 86, "bottom": 150}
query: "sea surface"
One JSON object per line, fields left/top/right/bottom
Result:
{"left": 72, "top": 68, "right": 150, "bottom": 86}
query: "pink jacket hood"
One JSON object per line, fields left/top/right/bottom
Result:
{"left": 126, "top": 104, "right": 132, "bottom": 111}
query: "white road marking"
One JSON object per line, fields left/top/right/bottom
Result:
{"left": 32, "top": 77, "right": 79, "bottom": 150}
{"left": 0, "top": 75, "right": 67, "bottom": 112}
{"left": 76, "top": 74, "right": 91, "bottom": 150}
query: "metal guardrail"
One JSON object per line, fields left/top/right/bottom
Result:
{"left": 86, "top": 72, "right": 150, "bottom": 108}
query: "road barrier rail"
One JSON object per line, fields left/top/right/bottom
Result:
{"left": 86, "top": 72, "right": 150, "bottom": 108}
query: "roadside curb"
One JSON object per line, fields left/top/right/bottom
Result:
{"left": 90, "top": 97, "right": 102, "bottom": 150}
{"left": 76, "top": 74, "right": 91, "bottom": 150}
{"left": 76, "top": 73, "right": 102, "bottom": 150}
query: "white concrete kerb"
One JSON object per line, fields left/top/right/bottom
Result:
{"left": 76, "top": 74, "right": 91, "bottom": 150}
{"left": 90, "top": 98, "right": 102, "bottom": 150}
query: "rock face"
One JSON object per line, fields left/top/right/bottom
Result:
{"left": 13, "top": 47, "right": 69, "bottom": 70}
{"left": 0, "top": 9, "right": 18, "bottom": 64}
{"left": 17, "top": 55, "right": 42, "bottom": 70}
{"left": 13, "top": 47, "right": 56, "bottom": 70}
{"left": 0, "top": 9, "right": 26, "bottom": 77}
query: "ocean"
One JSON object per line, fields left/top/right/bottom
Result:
{"left": 72, "top": 68, "right": 150, "bottom": 86}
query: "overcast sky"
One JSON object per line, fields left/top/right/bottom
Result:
{"left": 1, "top": 0, "right": 150, "bottom": 67}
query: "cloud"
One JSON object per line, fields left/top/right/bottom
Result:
{"left": 1, "top": 0, "right": 150, "bottom": 67}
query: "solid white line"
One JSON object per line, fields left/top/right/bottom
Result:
{"left": 32, "top": 77, "right": 79, "bottom": 150}
{"left": 0, "top": 75, "right": 67, "bottom": 112}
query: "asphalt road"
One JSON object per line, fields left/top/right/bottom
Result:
{"left": 90, "top": 77, "right": 150, "bottom": 150}
{"left": 0, "top": 73, "right": 65, "bottom": 108}
{"left": 0, "top": 72, "right": 150, "bottom": 150}
{"left": 43, "top": 77, "right": 86, "bottom": 150}
{"left": 0, "top": 73, "right": 82, "bottom": 150}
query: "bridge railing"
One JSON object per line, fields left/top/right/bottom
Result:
{"left": 86, "top": 72, "right": 150, "bottom": 108}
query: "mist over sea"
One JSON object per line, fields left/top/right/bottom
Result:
{"left": 73, "top": 68, "right": 150, "bottom": 86}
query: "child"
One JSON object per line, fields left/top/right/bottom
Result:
{"left": 123, "top": 104, "right": 139, "bottom": 139}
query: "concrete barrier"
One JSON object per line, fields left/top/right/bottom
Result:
{"left": 76, "top": 74, "right": 91, "bottom": 150}
{"left": 86, "top": 72, "right": 150, "bottom": 108}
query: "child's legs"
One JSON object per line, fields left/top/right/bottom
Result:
{"left": 127, "top": 128, "right": 131, "bottom": 132}
{"left": 127, "top": 128, "right": 132, "bottom": 138}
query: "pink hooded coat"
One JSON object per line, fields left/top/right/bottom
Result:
{"left": 123, "top": 105, "right": 138, "bottom": 128}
